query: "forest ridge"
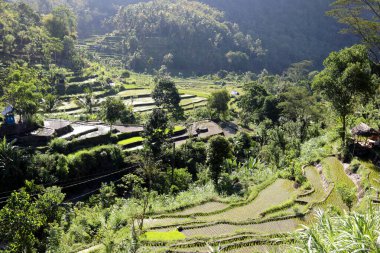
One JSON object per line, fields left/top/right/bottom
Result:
{"left": 7, "top": 0, "right": 356, "bottom": 73}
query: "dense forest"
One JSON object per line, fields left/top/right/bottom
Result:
{"left": 11, "top": 0, "right": 356, "bottom": 73}
{"left": 0, "top": 0, "right": 380, "bottom": 252}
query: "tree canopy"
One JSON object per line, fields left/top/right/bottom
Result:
{"left": 313, "top": 44, "right": 377, "bottom": 146}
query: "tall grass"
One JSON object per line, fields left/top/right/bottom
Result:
{"left": 294, "top": 207, "right": 380, "bottom": 252}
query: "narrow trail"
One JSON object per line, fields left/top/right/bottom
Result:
{"left": 341, "top": 162, "right": 365, "bottom": 202}
{"left": 315, "top": 164, "right": 330, "bottom": 193}
{"left": 77, "top": 245, "right": 103, "bottom": 253}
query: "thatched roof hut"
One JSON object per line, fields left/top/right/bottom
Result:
{"left": 351, "top": 123, "right": 379, "bottom": 137}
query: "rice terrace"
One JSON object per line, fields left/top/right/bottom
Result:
{"left": 0, "top": 0, "right": 380, "bottom": 253}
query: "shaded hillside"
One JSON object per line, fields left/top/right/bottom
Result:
{"left": 201, "top": 0, "right": 356, "bottom": 72}
{"left": 14, "top": 0, "right": 357, "bottom": 73}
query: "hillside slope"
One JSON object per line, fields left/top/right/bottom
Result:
{"left": 15, "top": 0, "right": 356, "bottom": 73}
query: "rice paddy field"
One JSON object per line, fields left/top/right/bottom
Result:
{"left": 44, "top": 70, "right": 380, "bottom": 253}
{"left": 134, "top": 178, "right": 323, "bottom": 252}
{"left": 73, "top": 152, "right": 379, "bottom": 253}
{"left": 46, "top": 71, "right": 244, "bottom": 121}
{"left": 124, "top": 156, "right": 380, "bottom": 253}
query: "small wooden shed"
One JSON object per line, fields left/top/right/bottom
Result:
{"left": 351, "top": 123, "right": 380, "bottom": 146}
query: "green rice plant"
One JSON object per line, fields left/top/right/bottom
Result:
{"left": 140, "top": 231, "right": 186, "bottom": 241}
{"left": 260, "top": 199, "right": 296, "bottom": 217}
{"left": 117, "top": 136, "right": 144, "bottom": 146}
{"left": 321, "top": 157, "right": 355, "bottom": 189}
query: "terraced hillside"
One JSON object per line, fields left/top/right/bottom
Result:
{"left": 72, "top": 152, "right": 378, "bottom": 253}
{"left": 46, "top": 71, "right": 241, "bottom": 120}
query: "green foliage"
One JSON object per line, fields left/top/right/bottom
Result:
{"left": 48, "top": 138, "right": 69, "bottom": 154}
{"left": 108, "top": 0, "right": 263, "bottom": 74}
{"left": 0, "top": 186, "right": 65, "bottom": 253}
{"left": 295, "top": 208, "right": 380, "bottom": 252}
{"left": 92, "top": 183, "right": 117, "bottom": 208}
{"left": 206, "top": 135, "right": 231, "bottom": 185}
{"left": 0, "top": 137, "right": 29, "bottom": 192}
{"left": 143, "top": 108, "right": 170, "bottom": 158}
{"left": 176, "top": 139, "right": 207, "bottom": 178}
{"left": 313, "top": 44, "right": 377, "bottom": 146}
{"left": 336, "top": 184, "right": 356, "bottom": 210}
{"left": 100, "top": 97, "right": 126, "bottom": 129}
{"left": 208, "top": 89, "right": 230, "bottom": 119}
{"left": 152, "top": 79, "right": 183, "bottom": 119}
{"left": 0, "top": 1, "right": 82, "bottom": 68}
{"left": 29, "top": 153, "right": 69, "bottom": 183}
{"left": 43, "top": 93, "right": 59, "bottom": 113}
{"left": 328, "top": 0, "right": 380, "bottom": 62}
{"left": 216, "top": 173, "right": 244, "bottom": 196}
{"left": 120, "top": 105, "right": 136, "bottom": 124}
{"left": 68, "top": 145, "right": 125, "bottom": 177}
{"left": 75, "top": 87, "right": 98, "bottom": 113}
{"left": 1, "top": 64, "right": 43, "bottom": 120}
{"left": 170, "top": 168, "right": 193, "bottom": 193}
{"left": 43, "top": 6, "right": 77, "bottom": 39}
{"left": 239, "top": 82, "right": 280, "bottom": 124}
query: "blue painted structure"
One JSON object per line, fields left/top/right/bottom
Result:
{"left": 5, "top": 114, "right": 15, "bottom": 125}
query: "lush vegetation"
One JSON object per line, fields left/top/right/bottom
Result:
{"left": 0, "top": 0, "right": 380, "bottom": 252}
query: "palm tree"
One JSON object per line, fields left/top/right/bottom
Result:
{"left": 0, "top": 137, "right": 26, "bottom": 191}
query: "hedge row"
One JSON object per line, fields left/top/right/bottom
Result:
{"left": 67, "top": 145, "right": 125, "bottom": 178}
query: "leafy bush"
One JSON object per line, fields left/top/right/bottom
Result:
{"left": 30, "top": 153, "right": 69, "bottom": 183}
{"left": 68, "top": 145, "right": 125, "bottom": 177}
{"left": 49, "top": 138, "right": 69, "bottom": 154}
{"left": 348, "top": 159, "right": 361, "bottom": 174}
{"left": 169, "top": 168, "right": 193, "bottom": 193}
{"left": 121, "top": 70, "right": 131, "bottom": 78}
{"left": 336, "top": 184, "right": 356, "bottom": 210}
{"left": 217, "top": 173, "right": 244, "bottom": 196}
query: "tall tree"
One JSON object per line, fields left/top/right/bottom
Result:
{"left": 313, "top": 44, "right": 377, "bottom": 147}
{"left": 100, "top": 97, "right": 126, "bottom": 131}
{"left": 152, "top": 79, "right": 183, "bottom": 119}
{"left": 143, "top": 108, "right": 171, "bottom": 158}
{"left": 206, "top": 135, "right": 231, "bottom": 185}
{"left": 208, "top": 89, "right": 230, "bottom": 119}
{"left": 328, "top": 0, "right": 380, "bottom": 62}
{"left": 43, "top": 5, "right": 77, "bottom": 39}
{"left": 1, "top": 64, "right": 43, "bottom": 122}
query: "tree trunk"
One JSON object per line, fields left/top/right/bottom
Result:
{"left": 342, "top": 115, "right": 347, "bottom": 147}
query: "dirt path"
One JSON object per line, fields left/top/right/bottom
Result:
{"left": 341, "top": 162, "right": 365, "bottom": 202}
{"left": 315, "top": 164, "right": 330, "bottom": 193}
{"left": 77, "top": 245, "right": 103, "bottom": 253}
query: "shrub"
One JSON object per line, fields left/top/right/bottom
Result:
{"left": 336, "top": 184, "right": 356, "bottom": 210}
{"left": 68, "top": 145, "right": 125, "bottom": 178}
{"left": 29, "top": 153, "right": 69, "bottom": 183}
{"left": 121, "top": 70, "right": 131, "bottom": 78}
{"left": 49, "top": 138, "right": 69, "bottom": 154}
{"left": 348, "top": 159, "right": 361, "bottom": 174}
{"left": 169, "top": 168, "right": 193, "bottom": 193}
{"left": 217, "top": 173, "right": 244, "bottom": 196}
